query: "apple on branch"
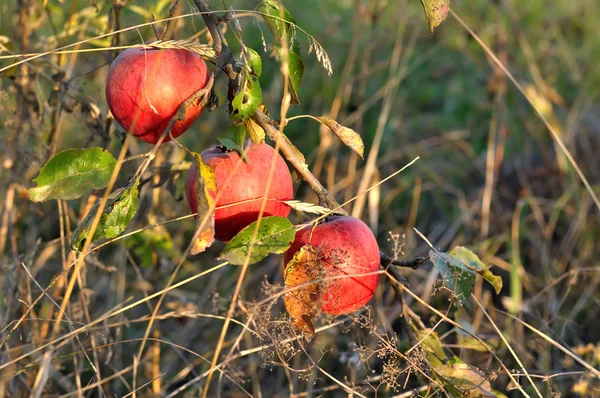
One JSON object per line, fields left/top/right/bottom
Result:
{"left": 185, "top": 142, "right": 294, "bottom": 242}
{"left": 105, "top": 48, "right": 210, "bottom": 144}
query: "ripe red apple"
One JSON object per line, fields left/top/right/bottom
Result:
{"left": 185, "top": 142, "right": 294, "bottom": 242}
{"left": 105, "top": 48, "right": 210, "bottom": 144}
{"left": 284, "top": 216, "right": 380, "bottom": 315}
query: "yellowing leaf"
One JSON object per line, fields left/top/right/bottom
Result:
{"left": 417, "top": 329, "right": 447, "bottom": 367}
{"left": 316, "top": 117, "right": 364, "bottom": 158}
{"left": 283, "top": 245, "right": 323, "bottom": 342}
{"left": 420, "top": 0, "right": 450, "bottom": 33}
{"left": 190, "top": 153, "right": 217, "bottom": 255}
{"left": 435, "top": 361, "right": 495, "bottom": 397}
{"left": 449, "top": 246, "right": 503, "bottom": 295}
{"left": 245, "top": 118, "right": 265, "bottom": 144}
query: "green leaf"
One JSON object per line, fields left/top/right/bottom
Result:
{"left": 27, "top": 148, "right": 117, "bottom": 202}
{"left": 218, "top": 216, "right": 295, "bottom": 265}
{"left": 231, "top": 73, "right": 262, "bottom": 122}
{"left": 258, "top": 0, "right": 297, "bottom": 47}
{"left": 416, "top": 329, "right": 447, "bottom": 367}
{"left": 430, "top": 250, "right": 474, "bottom": 308}
{"left": 217, "top": 125, "right": 248, "bottom": 162}
{"left": 246, "top": 47, "right": 262, "bottom": 78}
{"left": 189, "top": 152, "right": 217, "bottom": 254}
{"left": 420, "top": 0, "right": 450, "bottom": 33}
{"left": 71, "top": 181, "right": 139, "bottom": 251}
{"left": 275, "top": 46, "right": 304, "bottom": 104}
{"left": 316, "top": 116, "right": 364, "bottom": 158}
{"left": 449, "top": 246, "right": 503, "bottom": 295}
{"left": 434, "top": 362, "right": 495, "bottom": 397}
{"left": 124, "top": 227, "right": 173, "bottom": 268}
{"left": 258, "top": 1, "right": 304, "bottom": 104}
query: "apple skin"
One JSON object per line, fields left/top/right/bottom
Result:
{"left": 185, "top": 143, "right": 294, "bottom": 242}
{"left": 105, "top": 48, "right": 210, "bottom": 144}
{"left": 284, "top": 216, "right": 380, "bottom": 315}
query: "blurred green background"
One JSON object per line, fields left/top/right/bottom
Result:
{"left": 1, "top": 0, "right": 599, "bottom": 396}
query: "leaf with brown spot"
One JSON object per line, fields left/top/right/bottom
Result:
{"left": 420, "top": 0, "right": 450, "bottom": 33}
{"left": 316, "top": 117, "right": 364, "bottom": 158}
{"left": 190, "top": 153, "right": 216, "bottom": 255}
{"left": 283, "top": 244, "right": 323, "bottom": 342}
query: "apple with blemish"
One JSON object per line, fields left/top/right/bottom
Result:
{"left": 284, "top": 216, "right": 380, "bottom": 315}
{"left": 185, "top": 142, "right": 294, "bottom": 242}
{"left": 105, "top": 48, "right": 210, "bottom": 144}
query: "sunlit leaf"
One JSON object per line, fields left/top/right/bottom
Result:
{"left": 71, "top": 181, "right": 139, "bottom": 251}
{"left": 189, "top": 153, "right": 217, "bottom": 255}
{"left": 27, "top": 148, "right": 116, "bottom": 202}
{"left": 218, "top": 216, "right": 295, "bottom": 265}
{"left": 316, "top": 117, "right": 364, "bottom": 158}
{"left": 430, "top": 250, "right": 474, "bottom": 308}
{"left": 231, "top": 73, "right": 262, "bottom": 122}
{"left": 283, "top": 244, "right": 323, "bottom": 342}
{"left": 246, "top": 47, "right": 262, "bottom": 77}
{"left": 435, "top": 361, "right": 495, "bottom": 397}
{"left": 449, "top": 246, "right": 503, "bottom": 295}
{"left": 245, "top": 118, "right": 265, "bottom": 144}
{"left": 218, "top": 125, "right": 248, "bottom": 162}
{"left": 420, "top": 0, "right": 450, "bottom": 33}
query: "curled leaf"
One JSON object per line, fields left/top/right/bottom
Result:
{"left": 190, "top": 153, "right": 217, "bottom": 255}
{"left": 245, "top": 118, "right": 265, "bottom": 144}
{"left": 218, "top": 216, "right": 295, "bottom": 265}
{"left": 27, "top": 148, "right": 116, "bottom": 202}
{"left": 316, "top": 117, "right": 364, "bottom": 158}
{"left": 71, "top": 181, "right": 139, "bottom": 251}
{"left": 283, "top": 244, "right": 323, "bottom": 342}
{"left": 420, "top": 0, "right": 450, "bottom": 33}
{"left": 449, "top": 246, "right": 503, "bottom": 295}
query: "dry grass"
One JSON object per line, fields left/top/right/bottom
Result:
{"left": 1, "top": 0, "right": 600, "bottom": 396}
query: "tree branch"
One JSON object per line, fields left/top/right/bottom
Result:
{"left": 253, "top": 108, "right": 343, "bottom": 211}
{"left": 252, "top": 109, "right": 425, "bottom": 273}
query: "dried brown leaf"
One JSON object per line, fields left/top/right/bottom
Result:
{"left": 283, "top": 244, "right": 323, "bottom": 342}
{"left": 420, "top": 0, "right": 450, "bottom": 33}
{"left": 316, "top": 117, "right": 364, "bottom": 158}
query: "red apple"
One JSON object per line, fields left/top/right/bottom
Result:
{"left": 185, "top": 142, "right": 293, "bottom": 242}
{"left": 284, "top": 216, "right": 380, "bottom": 315}
{"left": 105, "top": 48, "right": 210, "bottom": 144}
